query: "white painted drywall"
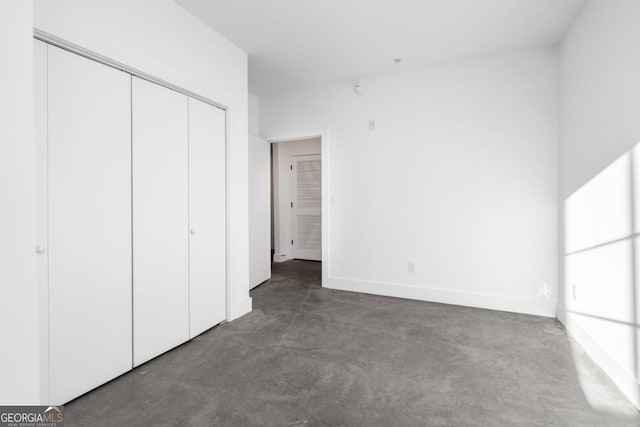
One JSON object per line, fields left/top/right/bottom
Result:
{"left": 560, "top": 0, "right": 640, "bottom": 198}
{"left": 260, "top": 47, "right": 559, "bottom": 316}
{"left": 34, "top": 0, "right": 252, "bottom": 320}
{"left": 249, "top": 93, "right": 270, "bottom": 287}
{"left": 249, "top": 134, "right": 272, "bottom": 287}
{"left": 0, "top": 0, "right": 40, "bottom": 405}
{"left": 559, "top": 0, "right": 640, "bottom": 409}
{"left": 249, "top": 93, "right": 260, "bottom": 136}
{"left": 271, "top": 139, "right": 322, "bottom": 262}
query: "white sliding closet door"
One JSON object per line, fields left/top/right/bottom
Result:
{"left": 132, "top": 77, "right": 189, "bottom": 366}
{"left": 34, "top": 39, "right": 49, "bottom": 404}
{"left": 188, "top": 98, "right": 226, "bottom": 337}
{"left": 48, "top": 46, "right": 132, "bottom": 404}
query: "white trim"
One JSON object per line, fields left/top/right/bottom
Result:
{"left": 33, "top": 29, "right": 227, "bottom": 112}
{"left": 557, "top": 306, "right": 640, "bottom": 410}
{"left": 263, "top": 129, "right": 330, "bottom": 288}
{"left": 325, "top": 276, "right": 557, "bottom": 317}
{"left": 228, "top": 297, "right": 252, "bottom": 321}
{"left": 272, "top": 254, "right": 290, "bottom": 263}
{"left": 223, "top": 93, "right": 231, "bottom": 323}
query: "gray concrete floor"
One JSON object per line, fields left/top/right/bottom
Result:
{"left": 66, "top": 260, "right": 639, "bottom": 426}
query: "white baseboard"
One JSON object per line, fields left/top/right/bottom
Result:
{"left": 228, "top": 297, "right": 252, "bottom": 321}
{"left": 557, "top": 306, "right": 640, "bottom": 410}
{"left": 250, "top": 273, "right": 271, "bottom": 290}
{"left": 272, "top": 254, "right": 290, "bottom": 263}
{"left": 325, "top": 276, "right": 557, "bottom": 317}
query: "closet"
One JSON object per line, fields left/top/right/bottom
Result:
{"left": 35, "top": 41, "right": 227, "bottom": 404}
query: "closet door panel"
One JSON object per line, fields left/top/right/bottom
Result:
{"left": 48, "top": 46, "right": 132, "bottom": 404}
{"left": 188, "top": 98, "right": 226, "bottom": 337}
{"left": 132, "top": 77, "right": 189, "bottom": 366}
{"left": 34, "top": 39, "right": 49, "bottom": 404}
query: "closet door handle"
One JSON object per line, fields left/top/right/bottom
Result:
{"left": 190, "top": 229, "right": 196, "bottom": 236}
{"left": 36, "top": 245, "right": 47, "bottom": 254}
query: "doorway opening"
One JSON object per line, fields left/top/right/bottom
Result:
{"left": 271, "top": 137, "right": 322, "bottom": 267}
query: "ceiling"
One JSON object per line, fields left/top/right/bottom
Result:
{"left": 175, "top": 0, "right": 587, "bottom": 96}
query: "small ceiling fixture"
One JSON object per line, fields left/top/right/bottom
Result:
{"left": 394, "top": 58, "right": 402, "bottom": 63}
{"left": 353, "top": 80, "right": 367, "bottom": 95}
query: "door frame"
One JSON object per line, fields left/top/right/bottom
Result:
{"left": 263, "top": 129, "right": 329, "bottom": 288}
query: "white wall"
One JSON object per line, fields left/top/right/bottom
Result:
{"left": 249, "top": 134, "right": 271, "bottom": 288}
{"left": 261, "top": 47, "right": 559, "bottom": 317}
{"left": 34, "top": 0, "right": 252, "bottom": 320}
{"left": 0, "top": 0, "right": 40, "bottom": 405}
{"left": 249, "top": 93, "right": 260, "bottom": 136}
{"left": 559, "top": 0, "right": 640, "bottom": 409}
{"left": 560, "top": 0, "right": 640, "bottom": 198}
{"left": 248, "top": 93, "right": 270, "bottom": 287}
{"left": 271, "top": 138, "right": 322, "bottom": 262}
{"left": 249, "top": 92, "right": 269, "bottom": 286}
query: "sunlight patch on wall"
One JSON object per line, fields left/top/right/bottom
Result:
{"left": 563, "top": 142, "right": 640, "bottom": 412}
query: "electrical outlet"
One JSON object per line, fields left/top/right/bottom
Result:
{"left": 408, "top": 262, "right": 416, "bottom": 273}
{"left": 368, "top": 120, "right": 376, "bottom": 130}
{"left": 572, "top": 284, "right": 578, "bottom": 300}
